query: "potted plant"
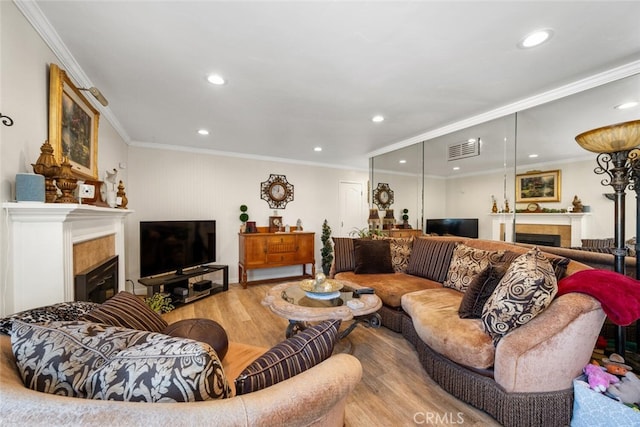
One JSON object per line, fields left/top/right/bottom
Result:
{"left": 144, "top": 293, "right": 174, "bottom": 314}
{"left": 349, "top": 227, "right": 384, "bottom": 238}
{"left": 321, "top": 219, "right": 333, "bottom": 275}
{"left": 402, "top": 208, "right": 410, "bottom": 229}
{"left": 239, "top": 204, "right": 249, "bottom": 232}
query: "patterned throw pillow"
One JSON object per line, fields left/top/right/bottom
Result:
{"left": 11, "top": 320, "right": 149, "bottom": 397}
{"left": 234, "top": 319, "right": 341, "bottom": 395}
{"left": 481, "top": 247, "right": 558, "bottom": 344}
{"left": 458, "top": 263, "right": 507, "bottom": 319}
{"left": 353, "top": 239, "right": 394, "bottom": 274}
{"left": 11, "top": 320, "right": 231, "bottom": 402}
{"left": 502, "top": 250, "right": 570, "bottom": 281}
{"left": 332, "top": 237, "right": 356, "bottom": 274}
{"left": 372, "top": 236, "right": 414, "bottom": 272}
{"left": 86, "top": 332, "right": 230, "bottom": 402}
{"left": 80, "top": 291, "right": 168, "bottom": 332}
{"left": 0, "top": 301, "right": 99, "bottom": 335}
{"left": 406, "top": 239, "right": 458, "bottom": 282}
{"left": 443, "top": 244, "right": 504, "bottom": 292}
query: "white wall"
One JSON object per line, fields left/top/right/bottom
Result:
{"left": 126, "top": 146, "right": 368, "bottom": 291}
{"left": 0, "top": 2, "right": 128, "bottom": 316}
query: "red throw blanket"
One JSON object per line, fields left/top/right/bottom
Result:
{"left": 557, "top": 269, "right": 640, "bottom": 326}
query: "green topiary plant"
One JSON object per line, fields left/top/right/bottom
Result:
{"left": 144, "top": 293, "right": 174, "bottom": 314}
{"left": 239, "top": 204, "right": 249, "bottom": 223}
{"left": 321, "top": 219, "right": 333, "bottom": 275}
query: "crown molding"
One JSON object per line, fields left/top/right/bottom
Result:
{"left": 128, "top": 140, "right": 369, "bottom": 172}
{"left": 14, "top": 0, "right": 131, "bottom": 143}
{"left": 369, "top": 60, "right": 640, "bottom": 158}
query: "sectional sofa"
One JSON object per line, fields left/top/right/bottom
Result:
{"left": 331, "top": 235, "right": 606, "bottom": 427}
{"left": 0, "top": 294, "right": 362, "bottom": 426}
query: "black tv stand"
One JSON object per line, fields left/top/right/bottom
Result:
{"left": 138, "top": 264, "right": 228, "bottom": 305}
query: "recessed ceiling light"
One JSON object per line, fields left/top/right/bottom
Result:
{"left": 372, "top": 115, "right": 384, "bottom": 123}
{"left": 467, "top": 138, "right": 477, "bottom": 143}
{"left": 314, "top": 146, "right": 322, "bottom": 152}
{"left": 615, "top": 101, "right": 639, "bottom": 110}
{"left": 207, "top": 74, "right": 226, "bottom": 85}
{"left": 529, "top": 154, "right": 539, "bottom": 158}
{"left": 519, "top": 29, "right": 553, "bottom": 48}
{"left": 452, "top": 166, "right": 460, "bottom": 171}
{"left": 399, "top": 159, "right": 407, "bottom": 164}
{"left": 197, "top": 129, "right": 209, "bottom": 135}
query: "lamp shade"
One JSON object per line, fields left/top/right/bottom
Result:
{"left": 575, "top": 120, "right": 640, "bottom": 153}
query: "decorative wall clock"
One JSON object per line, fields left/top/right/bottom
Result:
{"left": 261, "top": 174, "right": 294, "bottom": 209}
{"left": 373, "top": 183, "right": 394, "bottom": 210}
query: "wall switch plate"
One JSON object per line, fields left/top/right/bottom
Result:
{"left": 79, "top": 184, "right": 95, "bottom": 199}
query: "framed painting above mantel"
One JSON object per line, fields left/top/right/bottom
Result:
{"left": 515, "top": 169, "right": 561, "bottom": 203}
{"left": 48, "top": 63, "right": 99, "bottom": 180}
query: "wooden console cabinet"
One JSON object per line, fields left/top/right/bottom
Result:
{"left": 238, "top": 232, "right": 315, "bottom": 287}
{"left": 381, "top": 229, "right": 423, "bottom": 238}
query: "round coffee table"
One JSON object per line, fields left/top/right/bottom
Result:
{"left": 262, "top": 280, "right": 382, "bottom": 338}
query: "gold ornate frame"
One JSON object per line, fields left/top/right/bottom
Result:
{"left": 48, "top": 63, "right": 99, "bottom": 180}
{"left": 516, "top": 169, "right": 561, "bottom": 203}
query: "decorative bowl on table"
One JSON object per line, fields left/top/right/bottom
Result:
{"left": 299, "top": 278, "right": 343, "bottom": 299}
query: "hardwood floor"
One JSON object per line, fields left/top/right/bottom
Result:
{"left": 161, "top": 283, "right": 501, "bottom": 427}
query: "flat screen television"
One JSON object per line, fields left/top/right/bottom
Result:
{"left": 140, "top": 220, "right": 216, "bottom": 278}
{"left": 426, "top": 218, "right": 479, "bottom": 238}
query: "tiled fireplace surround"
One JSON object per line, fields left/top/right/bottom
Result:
{"left": 3, "top": 202, "right": 132, "bottom": 314}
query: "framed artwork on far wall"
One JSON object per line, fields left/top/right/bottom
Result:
{"left": 516, "top": 169, "right": 561, "bottom": 203}
{"left": 48, "top": 63, "right": 99, "bottom": 180}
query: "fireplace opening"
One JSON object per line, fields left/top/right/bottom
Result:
{"left": 516, "top": 233, "right": 561, "bottom": 247}
{"left": 75, "top": 255, "right": 118, "bottom": 303}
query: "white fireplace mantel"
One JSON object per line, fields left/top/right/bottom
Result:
{"left": 490, "top": 213, "right": 589, "bottom": 247}
{"left": 3, "top": 202, "right": 133, "bottom": 314}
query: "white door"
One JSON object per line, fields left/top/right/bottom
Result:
{"left": 339, "top": 181, "right": 365, "bottom": 237}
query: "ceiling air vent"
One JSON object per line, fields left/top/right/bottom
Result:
{"left": 447, "top": 139, "right": 480, "bottom": 161}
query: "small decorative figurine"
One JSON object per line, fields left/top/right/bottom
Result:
{"left": 54, "top": 157, "right": 78, "bottom": 203}
{"left": 572, "top": 195, "right": 584, "bottom": 213}
{"left": 491, "top": 195, "right": 498, "bottom": 213}
{"left": 117, "top": 180, "right": 128, "bottom": 209}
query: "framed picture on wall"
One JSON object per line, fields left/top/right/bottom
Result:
{"left": 516, "top": 169, "right": 561, "bottom": 203}
{"left": 48, "top": 63, "right": 99, "bottom": 180}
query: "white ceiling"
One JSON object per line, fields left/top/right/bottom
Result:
{"left": 24, "top": 1, "right": 640, "bottom": 169}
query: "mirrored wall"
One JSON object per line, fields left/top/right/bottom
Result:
{"left": 371, "top": 72, "right": 640, "bottom": 244}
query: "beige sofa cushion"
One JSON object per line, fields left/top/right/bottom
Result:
{"left": 402, "top": 288, "right": 495, "bottom": 369}
{"left": 335, "top": 272, "right": 441, "bottom": 308}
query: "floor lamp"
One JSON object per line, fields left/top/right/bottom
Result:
{"left": 575, "top": 119, "right": 640, "bottom": 357}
